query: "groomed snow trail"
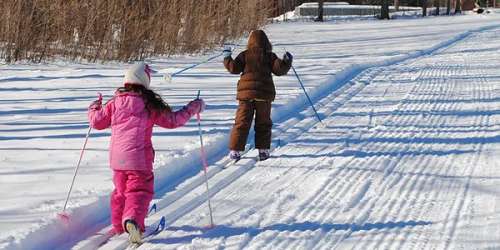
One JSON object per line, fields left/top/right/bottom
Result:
{"left": 123, "top": 26, "right": 500, "bottom": 249}
{"left": 3, "top": 15, "right": 500, "bottom": 250}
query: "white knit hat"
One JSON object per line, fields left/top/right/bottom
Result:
{"left": 123, "top": 62, "right": 153, "bottom": 89}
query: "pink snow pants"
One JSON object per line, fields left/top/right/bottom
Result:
{"left": 111, "top": 170, "right": 154, "bottom": 233}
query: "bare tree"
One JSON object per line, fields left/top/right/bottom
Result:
{"left": 380, "top": 0, "right": 390, "bottom": 19}
{"left": 315, "top": 0, "right": 324, "bottom": 22}
{"left": 422, "top": 0, "right": 428, "bottom": 16}
{"left": 435, "top": 0, "right": 440, "bottom": 15}
{"left": 455, "top": 0, "right": 462, "bottom": 13}
{"left": 447, "top": 0, "right": 451, "bottom": 14}
{"left": 394, "top": 0, "right": 400, "bottom": 11}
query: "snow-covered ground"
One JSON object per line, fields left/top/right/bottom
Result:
{"left": 1, "top": 13, "right": 500, "bottom": 250}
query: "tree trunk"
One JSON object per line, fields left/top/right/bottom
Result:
{"left": 394, "top": 0, "right": 400, "bottom": 11}
{"left": 422, "top": 0, "right": 428, "bottom": 16}
{"left": 316, "top": 0, "right": 324, "bottom": 22}
{"left": 455, "top": 0, "right": 461, "bottom": 14}
{"left": 435, "top": 0, "right": 440, "bottom": 15}
{"left": 446, "top": 0, "right": 451, "bottom": 14}
{"left": 381, "top": 0, "right": 390, "bottom": 19}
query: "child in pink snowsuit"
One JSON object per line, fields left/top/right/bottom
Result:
{"left": 88, "top": 62, "right": 205, "bottom": 241}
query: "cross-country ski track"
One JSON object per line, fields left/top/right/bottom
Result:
{"left": 2, "top": 15, "right": 500, "bottom": 250}
{"left": 94, "top": 23, "right": 500, "bottom": 249}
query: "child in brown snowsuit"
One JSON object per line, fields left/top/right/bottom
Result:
{"left": 223, "top": 30, "right": 293, "bottom": 161}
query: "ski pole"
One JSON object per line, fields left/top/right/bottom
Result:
{"left": 58, "top": 125, "right": 92, "bottom": 222}
{"left": 195, "top": 90, "right": 215, "bottom": 227}
{"left": 164, "top": 52, "right": 223, "bottom": 83}
{"left": 282, "top": 48, "right": 323, "bottom": 124}
{"left": 290, "top": 64, "right": 324, "bottom": 125}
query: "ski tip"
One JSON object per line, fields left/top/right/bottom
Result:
{"left": 148, "top": 203, "right": 157, "bottom": 215}
{"left": 158, "top": 216, "right": 166, "bottom": 231}
{"left": 223, "top": 160, "right": 238, "bottom": 169}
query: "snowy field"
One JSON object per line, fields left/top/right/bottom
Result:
{"left": 1, "top": 13, "right": 500, "bottom": 250}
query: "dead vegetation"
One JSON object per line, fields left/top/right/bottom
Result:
{"left": 0, "top": 0, "right": 272, "bottom": 63}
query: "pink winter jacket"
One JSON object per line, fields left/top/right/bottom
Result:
{"left": 88, "top": 91, "right": 198, "bottom": 171}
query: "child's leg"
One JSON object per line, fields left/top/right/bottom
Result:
{"left": 254, "top": 101, "right": 272, "bottom": 149}
{"left": 229, "top": 100, "right": 255, "bottom": 151}
{"left": 122, "top": 170, "right": 154, "bottom": 232}
{"left": 111, "top": 170, "right": 127, "bottom": 234}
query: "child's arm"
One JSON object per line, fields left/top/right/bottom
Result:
{"left": 223, "top": 52, "right": 245, "bottom": 74}
{"left": 153, "top": 99, "right": 205, "bottom": 129}
{"left": 271, "top": 52, "right": 292, "bottom": 76}
{"left": 88, "top": 98, "right": 113, "bottom": 130}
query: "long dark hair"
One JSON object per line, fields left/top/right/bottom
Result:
{"left": 117, "top": 84, "right": 171, "bottom": 113}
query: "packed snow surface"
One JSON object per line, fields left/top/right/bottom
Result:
{"left": 1, "top": 13, "right": 500, "bottom": 250}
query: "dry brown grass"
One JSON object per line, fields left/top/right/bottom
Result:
{"left": 0, "top": 0, "right": 272, "bottom": 63}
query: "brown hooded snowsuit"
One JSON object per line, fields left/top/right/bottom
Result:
{"left": 224, "top": 30, "right": 292, "bottom": 151}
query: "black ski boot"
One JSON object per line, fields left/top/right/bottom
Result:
{"left": 258, "top": 149, "right": 270, "bottom": 161}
